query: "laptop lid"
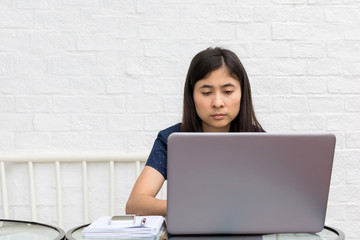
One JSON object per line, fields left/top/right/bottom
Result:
{"left": 166, "top": 133, "right": 336, "bottom": 235}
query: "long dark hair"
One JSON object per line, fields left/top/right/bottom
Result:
{"left": 181, "top": 47, "right": 263, "bottom": 132}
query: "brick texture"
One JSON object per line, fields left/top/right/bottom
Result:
{"left": 0, "top": 1, "right": 359, "bottom": 237}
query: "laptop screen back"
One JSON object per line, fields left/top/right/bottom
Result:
{"left": 166, "top": 133, "right": 335, "bottom": 235}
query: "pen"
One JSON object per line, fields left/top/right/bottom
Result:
{"left": 141, "top": 218, "right": 146, "bottom": 227}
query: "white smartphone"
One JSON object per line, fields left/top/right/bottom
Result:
{"left": 110, "top": 215, "right": 135, "bottom": 225}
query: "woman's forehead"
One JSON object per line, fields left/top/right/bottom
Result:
{"left": 195, "top": 67, "right": 240, "bottom": 87}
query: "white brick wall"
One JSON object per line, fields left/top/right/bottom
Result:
{"left": 0, "top": 0, "right": 359, "bottom": 238}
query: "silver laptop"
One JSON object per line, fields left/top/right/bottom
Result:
{"left": 166, "top": 133, "right": 336, "bottom": 235}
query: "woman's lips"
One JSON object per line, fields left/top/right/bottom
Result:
{"left": 211, "top": 114, "right": 226, "bottom": 120}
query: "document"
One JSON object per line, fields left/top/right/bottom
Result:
{"left": 82, "top": 215, "right": 164, "bottom": 238}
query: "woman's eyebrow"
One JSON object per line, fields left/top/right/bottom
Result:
{"left": 222, "top": 83, "right": 236, "bottom": 88}
{"left": 199, "top": 84, "right": 213, "bottom": 88}
{"left": 199, "top": 83, "right": 236, "bottom": 88}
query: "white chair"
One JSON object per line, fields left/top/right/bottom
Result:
{"left": 0, "top": 152, "right": 167, "bottom": 230}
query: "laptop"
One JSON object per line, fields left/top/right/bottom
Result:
{"left": 166, "top": 133, "right": 336, "bottom": 235}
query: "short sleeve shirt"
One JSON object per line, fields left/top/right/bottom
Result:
{"left": 145, "top": 123, "right": 181, "bottom": 180}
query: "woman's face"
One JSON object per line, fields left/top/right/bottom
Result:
{"left": 193, "top": 67, "right": 241, "bottom": 132}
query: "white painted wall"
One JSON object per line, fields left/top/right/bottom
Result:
{"left": 0, "top": 0, "right": 359, "bottom": 238}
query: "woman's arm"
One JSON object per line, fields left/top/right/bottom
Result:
{"left": 125, "top": 166, "right": 167, "bottom": 216}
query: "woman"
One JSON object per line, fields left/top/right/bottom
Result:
{"left": 125, "top": 47, "right": 263, "bottom": 216}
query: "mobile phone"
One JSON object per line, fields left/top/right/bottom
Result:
{"left": 110, "top": 215, "right": 135, "bottom": 225}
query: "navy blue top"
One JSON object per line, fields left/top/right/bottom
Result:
{"left": 145, "top": 123, "right": 181, "bottom": 180}
{"left": 145, "top": 123, "right": 264, "bottom": 180}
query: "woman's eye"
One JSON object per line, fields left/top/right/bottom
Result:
{"left": 224, "top": 90, "right": 233, "bottom": 94}
{"left": 202, "top": 92, "right": 212, "bottom": 96}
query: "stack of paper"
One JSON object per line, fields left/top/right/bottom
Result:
{"left": 83, "top": 216, "right": 164, "bottom": 239}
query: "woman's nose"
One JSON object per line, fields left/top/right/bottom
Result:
{"left": 212, "top": 94, "right": 224, "bottom": 108}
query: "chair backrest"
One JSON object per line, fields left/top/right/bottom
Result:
{"left": 0, "top": 153, "right": 166, "bottom": 230}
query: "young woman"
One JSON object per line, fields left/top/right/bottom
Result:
{"left": 125, "top": 47, "right": 264, "bottom": 216}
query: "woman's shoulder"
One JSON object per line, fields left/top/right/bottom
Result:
{"left": 158, "top": 123, "right": 181, "bottom": 139}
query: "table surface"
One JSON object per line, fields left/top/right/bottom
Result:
{"left": 0, "top": 219, "right": 65, "bottom": 240}
{"left": 66, "top": 224, "right": 344, "bottom": 240}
